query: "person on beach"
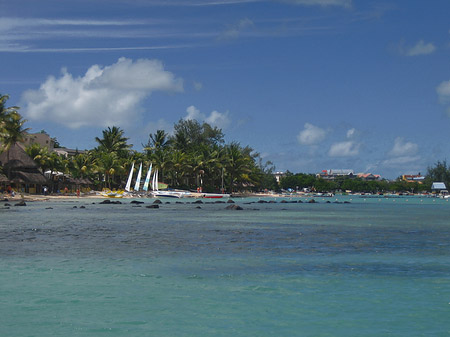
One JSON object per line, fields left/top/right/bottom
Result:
{"left": 76, "top": 189, "right": 80, "bottom": 197}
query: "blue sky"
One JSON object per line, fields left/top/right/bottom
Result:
{"left": 1, "top": 0, "right": 450, "bottom": 178}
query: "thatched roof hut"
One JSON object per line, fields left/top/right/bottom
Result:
{"left": 0, "top": 173, "right": 9, "bottom": 183}
{"left": 0, "top": 143, "right": 48, "bottom": 185}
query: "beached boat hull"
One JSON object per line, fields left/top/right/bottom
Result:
{"left": 201, "top": 193, "right": 230, "bottom": 198}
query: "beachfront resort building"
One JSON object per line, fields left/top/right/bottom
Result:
{"left": 21, "top": 132, "right": 55, "bottom": 151}
{"left": 317, "top": 170, "right": 382, "bottom": 181}
{"left": 402, "top": 174, "right": 425, "bottom": 183}
{"left": 317, "top": 169, "right": 355, "bottom": 180}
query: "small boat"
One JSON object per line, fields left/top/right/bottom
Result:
{"left": 153, "top": 190, "right": 189, "bottom": 199}
{"left": 201, "top": 193, "right": 230, "bottom": 199}
{"left": 99, "top": 189, "right": 124, "bottom": 198}
{"left": 150, "top": 169, "right": 190, "bottom": 198}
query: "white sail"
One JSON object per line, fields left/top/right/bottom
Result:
{"left": 125, "top": 162, "right": 134, "bottom": 192}
{"left": 142, "top": 163, "right": 152, "bottom": 192}
{"left": 152, "top": 169, "right": 159, "bottom": 191}
{"left": 134, "top": 163, "right": 143, "bottom": 191}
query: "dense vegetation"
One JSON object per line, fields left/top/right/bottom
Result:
{"left": 0, "top": 94, "right": 277, "bottom": 193}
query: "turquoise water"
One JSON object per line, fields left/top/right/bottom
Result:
{"left": 1, "top": 196, "right": 450, "bottom": 336}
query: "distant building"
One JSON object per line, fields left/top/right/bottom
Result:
{"left": 317, "top": 169, "right": 354, "bottom": 180}
{"left": 273, "top": 171, "right": 286, "bottom": 183}
{"left": 402, "top": 174, "right": 425, "bottom": 183}
{"left": 356, "top": 173, "right": 381, "bottom": 181}
{"left": 431, "top": 182, "right": 448, "bottom": 195}
{"left": 21, "top": 132, "right": 55, "bottom": 151}
{"left": 54, "top": 147, "right": 86, "bottom": 157}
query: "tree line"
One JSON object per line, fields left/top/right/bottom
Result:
{"left": 279, "top": 165, "right": 450, "bottom": 194}
{"left": 2, "top": 93, "right": 449, "bottom": 194}
{"left": 0, "top": 94, "right": 278, "bottom": 193}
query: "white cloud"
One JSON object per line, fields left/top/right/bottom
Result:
{"left": 206, "top": 110, "right": 231, "bottom": 129}
{"left": 184, "top": 105, "right": 231, "bottom": 129}
{"left": 381, "top": 156, "right": 421, "bottom": 168}
{"left": 21, "top": 57, "right": 183, "bottom": 129}
{"left": 406, "top": 40, "right": 436, "bottom": 56}
{"left": 185, "top": 105, "right": 203, "bottom": 121}
{"left": 219, "top": 18, "right": 254, "bottom": 40}
{"left": 193, "top": 81, "right": 203, "bottom": 91}
{"left": 297, "top": 123, "right": 326, "bottom": 145}
{"left": 279, "top": 0, "right": 352, "bottom": 7}
{"left": 346, "top": 128, "right": 356, "bottom": 138}
{"left": 389, "top": 137, "right": 418, "bottom": 157}
{"left": 437, "top": 80, "right": 450, "bottom": 104}
{"left": 328, "top": 141, "right": 360, "bottom": 157}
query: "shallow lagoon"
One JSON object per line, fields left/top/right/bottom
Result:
{"left": 1, "top": 196, "right": 449, "bottom": 336}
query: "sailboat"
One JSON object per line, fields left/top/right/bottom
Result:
{"left": 142, "top": 163, "right": 152, "bottom": 192}
{"left": 134, "top": 163, "right": 143, "bottom": 191}
{"left": 125, "top": 162, "right": 134, "bottom": 192}
{"left": 151, "top": 169, "right": 190, "bottom": 198}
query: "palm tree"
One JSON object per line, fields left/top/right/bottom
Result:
{"left": 95, "top": 126, "right": 131, "bottom": 155}
{"left": 224, "top": 142, "right": 252, "bottom": 193}
{"left": 0, "top": 99, "right": 30, "bottom": 179}
{"left": 144, "top": 129, "right": 171, "bottom": 153}
{"left": 94, "top": 152, "right": 123, "bottom": 189}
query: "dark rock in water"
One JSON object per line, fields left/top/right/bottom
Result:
{"left": 14, "top": 201, "right": 26, "bottom": 206}
{"left": 225, "top": 204, "right": 243, "bottom": 210}
{"left": 215, "top": 200, "right": 225, "bottom": 204}
{"left": 80, "top": 206, "right": 86, "bottom": 209}
{"left": 73, "top": 206, "right": 78, "bottom": 208}
{"left": 298, "top": 200, "right": 303, "bottom": 203}
{"left": 130, "top": 200, "right": 144, "bottom": 204}
{"left": 165, "top": 202, "right": 171, "bottom": 204}
{"left": 280, "top": 200, "right": 288, "bottom": 203}
{"left": 244, "top": 202, "right": 253, "bottom": 204}
{"left": 268, "top": 200, "right": 277, "bottom": 203}
{"left": 333, "top": 201, "right": 342, "bottom": 204}
{"left": 227, "top": 199, "right": 235, "bottom": 203}
{"left": 344, "top": 201, "right": 351, "bottom": 204}
{"left": 146, "top": 204, "right": 159, "bottom": 209}
{"left": 257, "top": 200, "right": 267, "bottom": 204}
{"left": 175, "top": 201, "right": 184, "bottom": 204}
{"left": 153, "top": 199, "right": 162, "bottom": 204}
{"left": 308, "top": 199, "right": 316, "bottom": 203}
{"left": 326, "top": 201, "right": 331, "bottom": 203}
{"left": 196, "top": 206, "right": 202, "bottom": 209}
{"left": 4, "top": 203, "right": 11, "bottom": 206}
{"left": 45, "top": 207, "right": 53, "bottom": 209}
{"left": 193, "top": 200, "right": 203, "bottom": 204}
{"left": 99, "top": 199, "right": 122, "bottom": 204}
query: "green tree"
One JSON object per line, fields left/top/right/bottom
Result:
{"left": 426, "top": 160, "right": 450, "bottom": 188}
{"left": 95, "top": 126, "right": 131, "bottom": 156}
{"left": 0, "top": 97, "right": 30, "bottom": 179}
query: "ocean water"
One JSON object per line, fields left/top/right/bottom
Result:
{"left": 1, "top": 196, "right": 449, "bottom": 336}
